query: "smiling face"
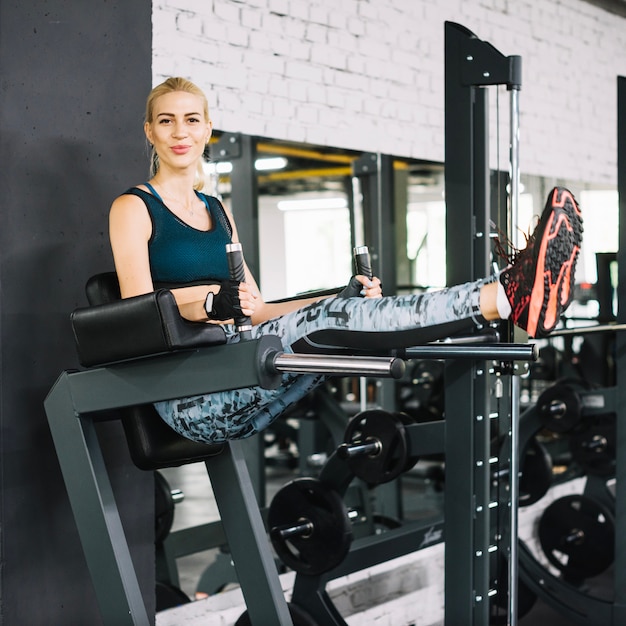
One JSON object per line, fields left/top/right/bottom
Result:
{"left": 144, "top": 90, "right": 212, "bottom": 174}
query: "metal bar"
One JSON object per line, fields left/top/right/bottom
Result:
{"left": 548, "top": 323, "right": 626, "bottom": 336}
{"left": 207, "top": 441, "right": 293, "bottom": 625}
{"left": 405, "top": 343, "right": 536, "bottom": 361}
{"left": 445, "top": 22, "right": 484, "bottom": 624}
{"left": 507, "top": 82, "right": 522, "bottom": 626}
{"left": 44, "top": 375, "right": 150, "bottom": 626}
{"left": 65, "top": 339, "right": 273, "bottom": 415}
{"left": 614, "top": 74, "right": 626, "bottom": 625}
{"left": 271, "top": 352, "right": 405, "bottom": 378}
{"left": 508, "top": 375, "right": 520, "bottom": 626}
{"left": 509, "top": 88, "right": 521, "bottom": 249}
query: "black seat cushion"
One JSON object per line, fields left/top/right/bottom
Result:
{"left": 82, "top": 272, "right": 224, "bottom": 470}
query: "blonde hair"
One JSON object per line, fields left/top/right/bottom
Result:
{"left": 145, "top": 77, "right": 210, "bottom": 191}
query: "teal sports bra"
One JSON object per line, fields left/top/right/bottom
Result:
{"left": 124, "top": 184, "right": 233, "bottom": 285}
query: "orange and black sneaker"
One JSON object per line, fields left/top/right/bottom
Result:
{"left": 499, "top": 187, "right": 583, "bottom": 338}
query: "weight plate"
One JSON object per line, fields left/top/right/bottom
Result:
{"left": 396, "top": 411, "right": 420, "bottom": 474}
{"left": 536, "top": 382, "right": 583, "bottom": 433}
{"left": 342, "top": 410, "right": 411, "bottom": 486}
{"left": 538, "top": 494, "right": 615, "bottom": 581}
{"left": 519, "top": 438, "right": 553, "bottom": 507}
{"left": 155, "top": 581, "right": 190, "bottom": 612}
{"left": 569, "top": 414, "right": 616, "bottom": 477}
{"left": 154, "top": 471, "right": 175, "bottom": 545}
{"left": 235, "top": 602, "right": 320, "bottom": 626}
{"left": 268, "top": 477, "right": 352, "bottom": 576}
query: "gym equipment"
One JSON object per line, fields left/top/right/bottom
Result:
{"left": 538, "top": 494, "right": 615, "bottom": 583}
{"left": 154, "top": 471, "right": 184, "bottom": 545}
{"left": 445, "top": 18, "right": 525, "bottom": 626}
{"left": 509, "top": 371, "right": 622, "bottom": 624}
{"left": 268, "top": 477, "right": 352, "bottom": 576}
{"left": 155, "top": 581, "right": 191, "bottom": 612}
{"left": 45, "top": 248, "right": 418, "bottom": 625}
{"left": 569, "top": 414, "right": 616, "bottom": 477}
{"left": 536, "top": 380, "right": 584, "bottom": 433}
{"left": 517, "top": 437, "right": 553, "bottom": 507}
{"left": 510, "top": 78, "right": 626, "bottom": 625}
{"left": 337, "top": 410, "right": 418, "bottom": 486}
{"left": 286, "top": 358, "right": 536, "bottom": 624}
{"left": 235, "top": 602, "right": 319, "bottom": 626}
{"left": 489, "top": 553, "right": 537, "bottom": 625}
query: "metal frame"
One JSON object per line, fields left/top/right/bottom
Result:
{"left": 444, "top": 21, "right": 522, "bottom": 625}
{"left": 288, "top": 340, "right": 535, "bottom": 625}
{"left": 44, "top": 340, "right": 295, "bottom": 626}
{"left": 351, "top": 152, "right": 402, "bottom": 519}
{"left": 616, "top": 74, "right": 626, "bottom": 625}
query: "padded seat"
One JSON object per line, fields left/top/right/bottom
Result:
{"left": 81, "top": 272, "right": 226, "bottom": 470}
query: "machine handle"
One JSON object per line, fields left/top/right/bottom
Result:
{"left": 353, "top": 245, "right": 373, "bottom": 279}
{"left": 226, "top": 243, "right": 253, "bottom": 340}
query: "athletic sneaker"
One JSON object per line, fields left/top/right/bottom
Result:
{"left": 499, "top": 186, "right": 583, "bottom": 338}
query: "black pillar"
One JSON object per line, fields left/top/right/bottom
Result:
{"left": 0, "top": 1, "right": 152, "bottom": 623}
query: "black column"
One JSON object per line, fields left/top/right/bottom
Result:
{"left": 0, "top": 1, "right": 152, "bottom": 623}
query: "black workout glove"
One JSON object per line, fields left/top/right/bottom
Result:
{"left": 336, "top": 276, "right": 365, "bottom": 299}
{"left": 204, "top": 279, "right": 243, "bottom": 320}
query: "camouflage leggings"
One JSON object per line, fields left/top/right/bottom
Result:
{"left": 155, "top": 279, "right": 489, "bottom": 443}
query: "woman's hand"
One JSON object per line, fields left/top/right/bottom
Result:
{"left": 336, "top": 275, "right": 383, "bottom": 299}
{"left": 359, "top": 275, "right": 383, "bottom": 299}
{"left": 238, "top": 281, "right": 261, "bottom": 317}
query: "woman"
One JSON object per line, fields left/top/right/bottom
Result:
{"left": 109, "top": 77, "right": 583, "bottom": 443}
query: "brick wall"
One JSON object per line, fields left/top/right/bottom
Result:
{"left": 153, "top": 0, "right": 626, "bottom": 186}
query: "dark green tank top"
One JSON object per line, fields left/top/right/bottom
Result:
{"left": 124, "top": 186, "right": 233, "bottom": 285}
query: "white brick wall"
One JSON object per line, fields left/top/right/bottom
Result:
{"left": 153, "top": 0, "right": 626, "bottom": 185}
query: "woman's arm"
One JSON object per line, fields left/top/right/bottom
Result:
{"left": 109, "top": 194, "right": 154, "bottom": 298}
{"left": 109, "top": 195, "right": 381, "bottom": 325}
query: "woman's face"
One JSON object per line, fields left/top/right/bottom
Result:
{"left": 145, "top": 90, "right": 212, "bottom": 173}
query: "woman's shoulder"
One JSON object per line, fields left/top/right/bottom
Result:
{"left": 110, "top": 187, "right": 153, "bottom": 218}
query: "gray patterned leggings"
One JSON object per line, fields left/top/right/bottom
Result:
{"left": 155, "top": 279, "right": 489, "bottom": 443}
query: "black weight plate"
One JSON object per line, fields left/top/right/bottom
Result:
{"left": 343, "top": 410, "right": 409, "bottom": 486}
{"left": 519, "top": 437, "right": 553, "bottom": 507}
{"left": 396, "top": 411, "right": 420, "bottom": 473}
{"left": 569, "top": 415, "right": 616, "bottom": 476}
{"left": 155, "top": 581, "right": 191, "bottom": 612}
{"left": 268, "top": 477, "right": 352, "bottom": 576}
{"left": 538, "top": 494, "right": 615, "bottom": 581}
{"left": 154, "top": 471, "right": 175, "bottom": 544}
{"left": 536, "top": 383, "right": 582, "bottom": 433}
{"left": 235, "top": 602, "right": 319, "bottom": 626}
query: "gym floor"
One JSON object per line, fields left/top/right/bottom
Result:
{"left": 158, "top": 443, "right": 594, "bottom": 626}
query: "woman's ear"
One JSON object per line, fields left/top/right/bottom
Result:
{"left": 144, "top": 121, "right": 153, "bottom": 144}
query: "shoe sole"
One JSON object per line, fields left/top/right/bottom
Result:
{"left": 527, "top": 187, "right": 583, "bottom": 337}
